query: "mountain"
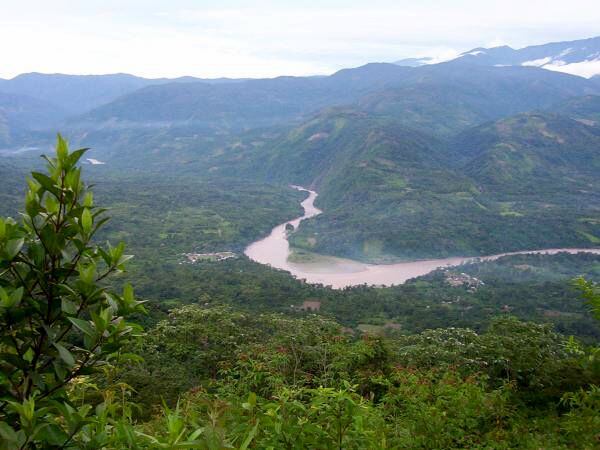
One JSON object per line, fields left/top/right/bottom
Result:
{"left": 216, "top": 108, "right": 446, "bottom": 186}
{"left": 0, "top": 92, "right": 66, "bottom": 146}
{"left": 61, "top": 61, "right": 599, "bottom": 165}
{"left": 56, "top": 63, "right": 414, "bottom": 161}
{"left": 1, "top": 39, "right": 599, "bottom": 262}
{"left": 356, "top": 63, "right": 598, "bottom": 137}
{"left": 0, "top": 73, "right": 208, "bottom": 116}
{"left": 73, "top": 64, "right": 413, "bottom": 131}
{"left": 451, "top": 36, "right": 600, "bottom": 78}
{"left": 452, "top": 112, "right": 600, "bottom": 191}
{"left": 214, "top": 104, "right": 600, "bottom": 261}
{"left": 552, "top": 95, "right": 600, "bottom": 126}
{"left": 5, "top": 58, "right": 598, "bottom": 161}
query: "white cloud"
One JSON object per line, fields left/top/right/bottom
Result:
{"left": 543, "top": 59, "right": 600, "bottom": 78}
{"left": 522, "top": 57, "right": 553, "bottom": 67}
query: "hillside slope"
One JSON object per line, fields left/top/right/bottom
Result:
{"left": 453, "top": 112, "right": 600, "bottom": 192}
{"left": 0, "top": 92, "right": 66, "bottom": 145}
{"left": 553, "top": 95, "right": 600, "bottom": 125}
{"left": 223, "top": 108, "right": 600, "bottom": 261}
{"left": 0, "top": 73, "right": 206, "bottom": 115}
{"left": 357, "top": 64, "right": 598, "bottom": 136}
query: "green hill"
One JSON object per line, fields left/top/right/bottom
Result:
{"left": 220, "top": 107, "right": 600, "bottom": 261}
{"left": 454, "top": 112, "right": 600, "bottom": 191}
{"left": 553, "top": 94, "right": 600, "bottom": 126}
{"left": 0, "top": 92, "right": 66, "bottom": 145}
{"left": 357, "top": 64, "right": 598, "bottom": 137}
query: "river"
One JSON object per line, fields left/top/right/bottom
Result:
{"left": 244, "top": 187, "right": 600, "bottom": 289}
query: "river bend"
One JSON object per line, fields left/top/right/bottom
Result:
{"left": 244, "top": 187, "right": 600, "bottom": 288}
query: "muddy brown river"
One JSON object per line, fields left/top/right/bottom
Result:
{"left": 244, "top": 187, "right": 600, "bottom": 288}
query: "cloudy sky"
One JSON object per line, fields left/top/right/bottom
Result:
{"left": 1, "top": 0, "right": 599, "bottom": 79}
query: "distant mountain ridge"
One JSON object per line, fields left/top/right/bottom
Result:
{"left": 0, "top": 73, "right": 243, "bottom": 115}
{"left": 456, "top": 36, "right": 600, "bottom": 77}
{"left": 357, "top": 63, "right": 597, "bottom": 136}
{"left": 0, "top": 35, "right": 598, "bottom": 145}
{"left": 394, "top": 36, "right": 600, "bottom": 78}
{"left": 69, "top": 62, "right": 598, "bottom": 138}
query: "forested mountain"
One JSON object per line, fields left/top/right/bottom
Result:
{"left": 40, "top": 62, "right": 598, "bottom": 178}
{"left": 554, "top": 94, "right": 600, "bottom": 124}
{"left": 0, "top": 91, "right": 66, "bottom": 145}
{"left": 455, "top": 112, "right": 600, "bottom": 190}
{"left": 70, "top": 63, "right": 597, "bottom": 138}
{"left": 202, "top": 96, "right": 600, "bottom": 260}
{"left": 212, "top": 109, "right": 446, "bottom": 185}
{"left": 357, "top": 63, "right": 598, "bottom": 136}
{"left": 71, "top": 64, "right": 413, "bottom": 132}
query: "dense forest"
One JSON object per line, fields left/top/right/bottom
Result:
{"left": 1, "top": 138, "right": 599, "bottom": 448}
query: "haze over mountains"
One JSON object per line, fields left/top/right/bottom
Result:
{"left": 1, "top": 35, "right": 599, "bottom": 261}
{"left": 395, "top": 35, "right": 600, "bottom": 78}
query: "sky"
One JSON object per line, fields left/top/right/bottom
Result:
{"left": 1, "top": 0, "right": 599, "bottom": 79}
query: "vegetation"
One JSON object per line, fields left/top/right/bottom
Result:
{"left": 219, "top": 108, "right": 600, "bottom": 261}
{"left": 0, "top": 137, "right": 146, "bottom": 447}
{"left": 1, "top": 141, "right": 599, "bottom": 448}
{"left": 123, "top": 252, "right": 600, "bottom": 342}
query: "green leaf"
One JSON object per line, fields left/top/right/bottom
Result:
{"left": 78, "top": 263, "right": 96, "bottom": 285}
{"left": 67, "top": 148, "right": 89, "bottom": 168}
{"left": 117, "top": 254, "right": 134, "bottom": 268}
{"left": 68, "top": 318, "right": 95, "bottom": 337}
{"left": 4, "top": 238, "right": 24, "bottom": 260}
{"left": 239, "top": 421, "right": 259, "bottom": 450}
{"left": 0, "top": 422, "right": 18, "bottom": 444}
{"left": 65, "top": 168, "right": 81, "bottom": 192}
{"left": 188, "top": 428, "right": 204, "bottom": 441}
{"left": 0, "top": 353, "right": 29, "bottom": 369}
{"left": 0, "top": 218, "right": 5, "bottom": 240}
{"left": 81, "top": 208, "right": 92, "bottom": 235}
{"left": 53, "top": 343, "right": 76, "bottom": 367}
{"left": 56, "top": 134, "right": 69, "bottom": 161}
{"left": 61, "top": 298, "right": 78, "bottom": 315}
{"left": 6, "top": 287, "right": 24, "bottom": 308}
{"left": 35, "top": 423, "right": 70, "bottom": 446}
{"left": 31, "top": 172, "right": 60, "bottom": 194}
{"left": 123, "top": 283, "right": 134, "bottom": 304}
{"left": 83, "top": 192, "right": 94, "bottom": 208}
{"left": 45, "top": 196, "right": 59, "bottom": 214}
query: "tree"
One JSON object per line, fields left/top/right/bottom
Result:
{"left": 0, "top": 135, "right": 145, "bottom": 448}
{"left": 575, "top": 277, "right": 600, "bottom": 322}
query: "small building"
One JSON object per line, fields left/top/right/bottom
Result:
{"left": 444, "top": 271, "right": 484, "bottom": 291}
{"left": 300, "top": 300, "right": 321, "bottom": 312}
